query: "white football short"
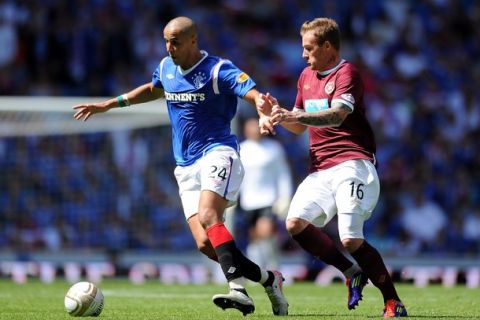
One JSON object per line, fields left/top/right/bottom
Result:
{"left": 174, "top": 146, "right": 244, "bottom": 220}
{"left": 287, "top": 159, "right": 379, "bottom": 240}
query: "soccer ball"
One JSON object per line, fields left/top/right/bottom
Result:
{"left": 64, "top": 282, "right": 104, "bottom": 317}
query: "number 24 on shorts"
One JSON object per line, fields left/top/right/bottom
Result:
{"left": 210, "top": 165, "right": 228, "bottom": 181}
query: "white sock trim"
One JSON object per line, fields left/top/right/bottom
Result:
{"left": 229, "top": 278, "right": 246, "bottom": 290}
{"left": 259, "top": 270, "right": 270, "bottom": 285}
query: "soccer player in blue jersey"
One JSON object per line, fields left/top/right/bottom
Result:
{"left": 73, "top": 16, "right": 288, "bottom": 316}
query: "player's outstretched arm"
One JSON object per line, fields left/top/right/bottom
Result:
{"left": 265, "top": 94, "right": 307, "bottom": 135}
{"left": 289, "top": 101, "right": 352, "bottom": 128}
{"left": 73, "top": 82, "right": 164, "bottom": 121}
{"left": 243, "top": 88, "right": 276, "bottom": 135}
{"left": 269, "top": 95, "right": 352, "bottom": 132}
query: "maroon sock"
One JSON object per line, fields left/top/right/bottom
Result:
{"left": 351, "top": 241, "right": 400, "bottom": 302}
{"left": 292, "top": 224, "right": 353, "bottom": 272}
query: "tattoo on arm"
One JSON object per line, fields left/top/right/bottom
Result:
{"left": 297, "top": 104, "right": 352, "bottom": 127}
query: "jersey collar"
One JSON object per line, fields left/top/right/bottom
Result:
{"left": 317, "top": 59, "right": 345, "bottom": 76}
{"left": 178, "top": 50, "right": 208, "bottom": 75}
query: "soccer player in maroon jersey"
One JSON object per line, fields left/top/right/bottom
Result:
{"left": 262, "top": 18, "right": 407, "bottom": 318}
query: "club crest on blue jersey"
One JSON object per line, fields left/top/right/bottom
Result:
{"left": 192, "top": 71, "right": 207, "bottom": 88}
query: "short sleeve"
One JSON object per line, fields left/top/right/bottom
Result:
{"left": 152, "top": 58, "right": 168, "bottom": 89}
{"left": 331, "top": 67, "right": 362, "bottom": 111}
{"left": 216, "top": 60, "right": 256, "bottom": 97}
{"left": 152, "top": 65, "right": 162, "bottom": 88}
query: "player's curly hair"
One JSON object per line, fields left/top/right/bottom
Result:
{"left": 300, "top": 18, "right": 340, "bottom": 50}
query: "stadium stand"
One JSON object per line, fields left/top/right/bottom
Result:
{"left": 0, "top": 0, "right": 479, "bottom": 263}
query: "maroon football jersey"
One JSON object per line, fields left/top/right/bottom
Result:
{"left": 294, "top": 60, "right": 376, "bottom": 172}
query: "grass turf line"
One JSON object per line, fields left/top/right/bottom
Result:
{"left": 0, "top": 279, "right": 479, "bottom": 319}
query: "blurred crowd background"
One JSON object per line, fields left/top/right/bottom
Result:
{"left": 1, "top": 0, "right": 479, "bottom": 259}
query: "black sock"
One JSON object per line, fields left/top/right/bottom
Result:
{"left": 215, "top": 241, "right": 243, "bottom": 281}
{"left": 234, "top": 247, "right": 264, "bottom": 282}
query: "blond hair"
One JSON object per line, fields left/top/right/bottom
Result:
{"left": 300, "top": 18, "right": 340, "bottom": 50}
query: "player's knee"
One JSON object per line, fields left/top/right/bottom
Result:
{"left": 341, "top": 238, "right": 364, "bottom": 253}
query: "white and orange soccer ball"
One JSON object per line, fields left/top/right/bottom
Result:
{"left": 64, "top": 282, "right": 104, "bottom": 317}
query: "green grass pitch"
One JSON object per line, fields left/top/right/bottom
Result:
{"left": 1, "top": 279, "right": 479, "bottom": 319}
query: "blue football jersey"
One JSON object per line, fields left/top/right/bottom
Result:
{"left": 152, "top": 51, "right": 256, "bottom": 166}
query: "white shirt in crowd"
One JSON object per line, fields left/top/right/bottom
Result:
{"left": 239, "top": 137, "right": 292, "bottom": 213}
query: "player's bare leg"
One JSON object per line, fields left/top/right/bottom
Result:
{"left": 187, "top": 214, "right": 218, "bottom": 261}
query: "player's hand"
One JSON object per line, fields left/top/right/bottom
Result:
{"left": 265, "top": 92, "right": 279, "bottom": 111}
{"left": 257, "top": 93, "right": 276, "bottom": 135}
{"left": 73, "top": 102, "right": 110, "bottom": 121}
{"left": 271, "top": 105, "right": 294, "bottom": 125}
{"left": 265, "top": 93, "right": 290, "bottom": 126}
{"left": 259, "top": 116, "right": 275, "bottom": 135}
{"left": 256, "top": 93, "right": 272, "bottom": 115}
